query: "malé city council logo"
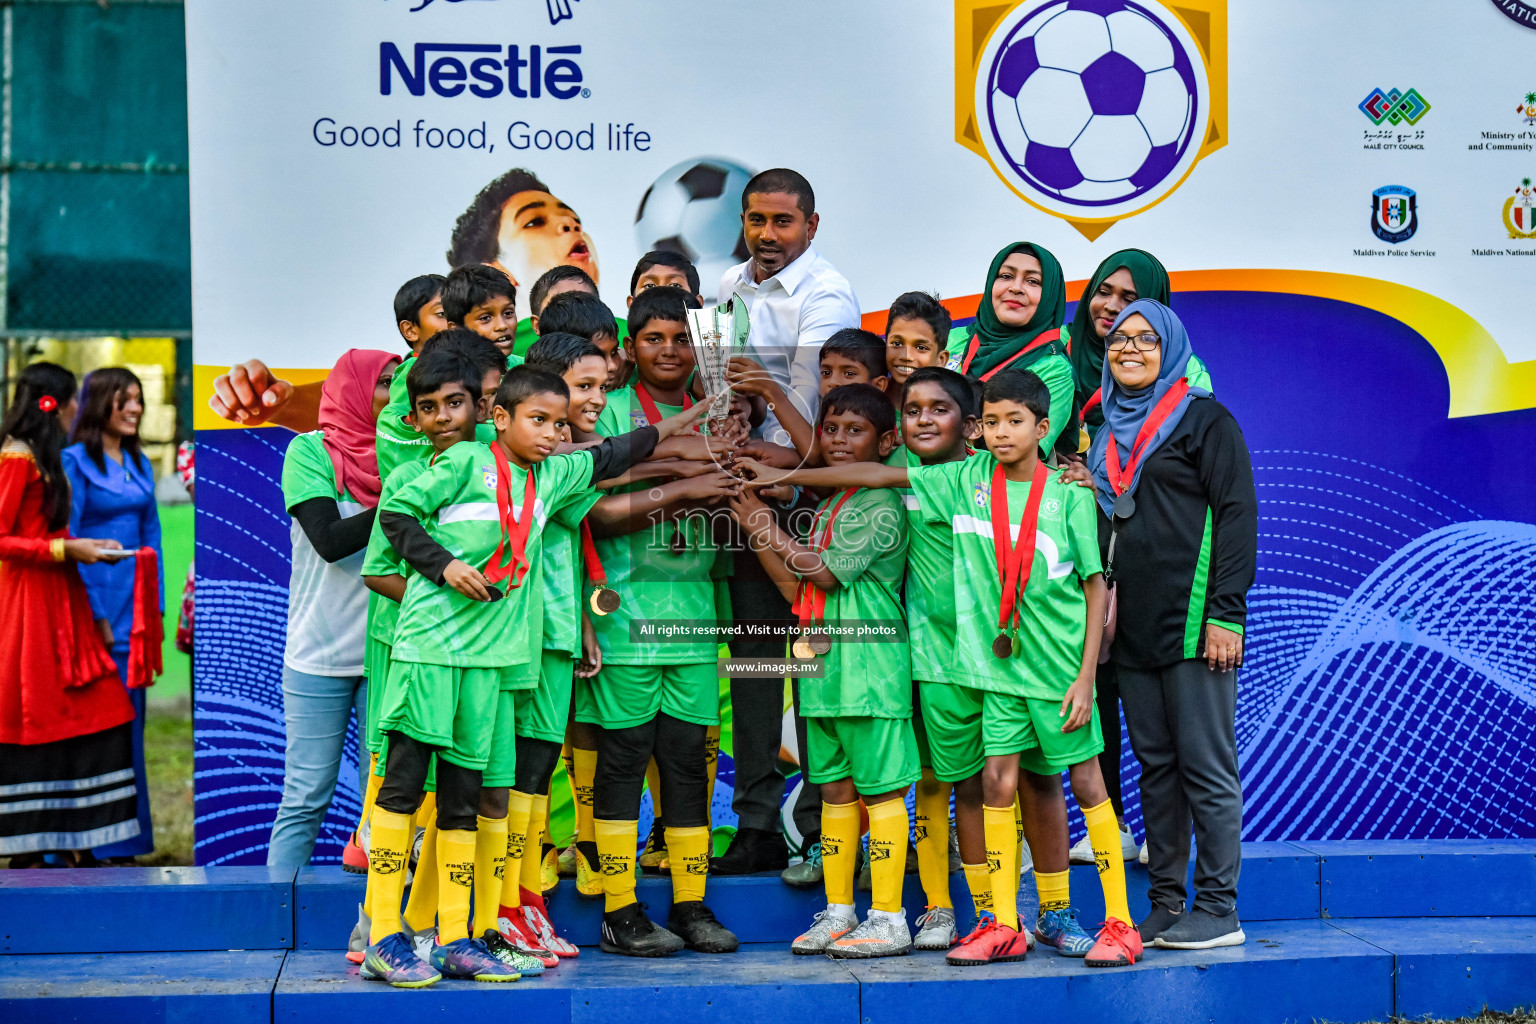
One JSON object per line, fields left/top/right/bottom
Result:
{"left": 1371, "top": 185, "right": 1418, "bottom": 244}
{"left": 1358, "top": 87, "right": 1431, "bottom": 126}
{"left": 954, "top": 0, "right": 1228, "bottom": 240}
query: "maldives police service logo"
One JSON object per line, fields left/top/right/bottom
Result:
{"left": 1371, "top": 185, "right": 1418, "bottom": 244}
{"left": 955, "top": 0, "right": 1228, "bottom": 238}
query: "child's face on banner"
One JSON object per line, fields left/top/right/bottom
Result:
{"left": 494, "top": 190, "right": 599, "bottom": 295}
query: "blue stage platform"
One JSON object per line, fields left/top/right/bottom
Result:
{"left": 3, "top": 841, "right": 1534, "bottom": 1024}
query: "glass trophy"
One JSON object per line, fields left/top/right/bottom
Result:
{"left": 687, "top": 295, "right": 750, "bottom": 433}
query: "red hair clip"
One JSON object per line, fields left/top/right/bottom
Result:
{"left": 37, "top": 395, "right": 57, "bottom": 413}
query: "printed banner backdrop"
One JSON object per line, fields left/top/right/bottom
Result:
{"left": 187, "top": 0, "right": 1536, "bottom": 864}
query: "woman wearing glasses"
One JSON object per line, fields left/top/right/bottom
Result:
{"left": 1085, "top": 299, "right": 1257, "bottom": 952}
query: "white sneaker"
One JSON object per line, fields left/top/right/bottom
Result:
{"left": 345, "top": 903, "right": 370, "bottom": 963}
{"left": 913, "top": 906, "right": 958, "bottom": 950}
{"left": 1138, "top": 842, "right": 1149, "bottom": 865}
{"left": 828, "top": 908, "right": 913, "bottom": 959}
{"left": 1120, "top": 824, "right": 1139, "bottom": 861}
{"left": 403, "top": 923, "right": 437, "bottom": 963}
{"left": 1068, "top": 834, "right": 1096, "bottom": 865}
{"left": 1019, "top": 838, "right": 1033, "bottom": 875}
{"left": 791, "top": 904, "right": 857, "bottom": 955}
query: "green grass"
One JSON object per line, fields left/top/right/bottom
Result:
{"left": 141, "top": 702, "right": 194, "bottom": 865}
{"left": 153, "top": 502, "right": 192, "bottom": 707}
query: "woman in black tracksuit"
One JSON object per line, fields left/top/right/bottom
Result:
{"left": 1086, "top": 299, "right": 1257, "bottom": 952}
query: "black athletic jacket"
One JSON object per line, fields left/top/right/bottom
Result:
{"left": 1096, "top": 398, "right": 1257, "bottom": 670}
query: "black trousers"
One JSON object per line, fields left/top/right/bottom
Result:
{"left": 726, "top": 572, "right": 819, "bottom": 837}
{"left": 593, "top": 713, "right": 709, "bottom": 828}
{"left": 1117, "top": 659, "right": 1243, "bottom": 916}
{"left": 1095, "top": 661, "right": 1125, "bottom": 817}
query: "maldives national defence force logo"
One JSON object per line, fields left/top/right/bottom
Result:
{"left": 955, "top": 0, "right": 1228, "bottom": 239}
{"left": 1372, "top": 185, "right": 1418, "bottom": 244}
{"left": 1504, "top": 178, "right": 1536, "bottom": 238}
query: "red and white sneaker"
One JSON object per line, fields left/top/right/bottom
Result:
{"left": 1084, "top": 917, "right": 1143, "bottom": 968}
{"left": 341, "top": 828, "right": 369, "bottom": 874}
{"left": 520, "top": 899, "right": 579, "bottom": 958}
{"left": 497, "top": 911, "right": 559, "bottom": 967}
{"left": 945, "top": 912, "right": 1029, "bottom": 966}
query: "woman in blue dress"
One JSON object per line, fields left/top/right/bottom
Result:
{"left": 64, "top": 367, "right": 163, "bottom": 862}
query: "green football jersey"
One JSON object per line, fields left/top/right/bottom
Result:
{"left": 511, "top": 315, "right": 629, "bottom": 358}
{"left": 908, "top": 452, "right": 1102, "bottom": 701}
{"left": 797, "top": 486, "right": 911, "bottom": 719}
{"left": 375, "top": 351, "right": 525, "bottom": 483}
{"left": 540, "top": 519, "right": 582, "bottom": 657}
{"left": 383, "top": 440, "right": 597, "bottom": 668}
{"left": 890, "top": 447, "right": 959, "bottom": 686}
{"left": 361, "top": 460, "right": 428, "bottom": 645}
{"left": 589, "top": 386, "right": 717, "bottom": 666}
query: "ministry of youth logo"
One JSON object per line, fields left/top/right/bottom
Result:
{"left": 1371, "top": 185, "right": 1418, "bottom": 244}
{"left": 956, "top": 0, "right": 1227, "bottom": 238}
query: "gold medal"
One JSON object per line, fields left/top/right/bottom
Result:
{"left": 589, "top": 586, "right": 621, "bottom": 616}
{"left": 792, "top": 637, "right": 816, "bottom": 659}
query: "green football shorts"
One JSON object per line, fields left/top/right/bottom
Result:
{"left": 576, "top": 661, "right": 719, "bottom": 730}
{"left": 377, "top": 659, "right": 529, "bottom": 771}
{"left": 514, "top": 649, "right": 575, "bottom": 743}
{"left": 805, "top": 715, "right": 920, "bottom": 795}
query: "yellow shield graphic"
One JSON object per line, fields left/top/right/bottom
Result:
{"left": 955, "top": 0, "right": 1228, "bottom": 240}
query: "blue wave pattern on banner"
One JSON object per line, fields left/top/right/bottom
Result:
{"left": 192, "top": 430, "right": 362, "bottom": 865}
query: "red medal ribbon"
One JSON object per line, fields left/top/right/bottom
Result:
{"left": 484, "top": 443, "right": 538, "bottom": 587}
{"left": 1103, "top": 378, "right": 1190, "bottom": 496}
{"left": 990, "top": 461, "right": 1049, "bottom": 636}
{"left": 579, "top": 518, "right": 607, "bottom": 586}
{"left": 791, "top": 487, "right": 861, "bottom": 629}
{"left": 634, "top": 383, "right": 694, "bottom": 429}
{"left": 959, "top": 327, "right": 1061, "bottom": 381}
{"left": 1081, "top": 387, "right": 1102, "bottom": 419}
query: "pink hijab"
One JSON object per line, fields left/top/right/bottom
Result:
{"left": 318, "top": 348, "right": 397, "bottom": 506}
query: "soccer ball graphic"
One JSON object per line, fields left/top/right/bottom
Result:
{"left": 635, "top": 157, "right": 755, "bottom": 289}
{"left": 976, "top": 0, "right": 1208, "bottom": 219}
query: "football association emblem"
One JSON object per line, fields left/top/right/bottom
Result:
{"left": 1503, "top": 178, "right": 1536, "bottom": 238}
{"left": 1371, "top": 185, "right": 1418, "bottom": 244}
{"left": 974, "top": 482, "right": 990, "bottom": 508}
{"left": 955, "top": 0, "right": 1228, "bottom": 239}
{"left": 481, "top": 465, "right": 497, "bottom": 489}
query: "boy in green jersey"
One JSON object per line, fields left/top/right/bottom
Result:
{"left": 537, "top": 289, "right": 628, "bottom": 393}
{"left": 580, "top": 286, "right": 743, "bottom": 957}
{"left": 396, "top": 274, "right": 450, "bottom": 356}
{"left": 346, "top": 345, "right": 505, "bottom": 963}
{"left": 730, "top": 383, "right": 917, "bottom": 959}
{"left": 738, "top": 369, "right": 1140, "bottom": 969}
{"left": 487, "top": 331, "right": 614, "bottom": 964}
{"left": 889, "top": 368, "right": 983, "bottom": 951}
{"left": 359, "top": 365, "right": 703, "bottom": 987}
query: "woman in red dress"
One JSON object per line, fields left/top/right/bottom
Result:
{"left": 0, "top": 363, "right": 139, "bottom": 866}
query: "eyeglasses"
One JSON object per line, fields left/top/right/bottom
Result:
{"left": 1106, "top": 332, "right": 1161, "bottom": 352}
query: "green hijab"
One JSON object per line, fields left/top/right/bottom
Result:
{"left": 962, "top": 242, "right": 1067, "bottom": 379}
{"left": 1068, "top": 249, "right": 1171, "bottom": 403}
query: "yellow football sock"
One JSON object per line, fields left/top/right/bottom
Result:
{"left": 821, "top": 800, "right": 860, "bottom": 908}
{"left": 594, "top": 818, "right": 638, "bottom": 912}
{"left": 867, "top": 799, "right": 910, "bottom": 913}
{"left": 500, "top": 791, "right": 532, "bottom": 910}
{"left": 521, "top": 793, "right": 549, "bottom": 892}
{"left": 963, "top": 862, "right": 994, "bottom": 918}
{"left": 1084, "top": 798, "right": 1132, "bottom": 925}
{"left": 401, "top": 812, "right": 439, "bottom": 933}
{"left": 471, "top": 815, "right": 507, "bottom": 938}
{"left": 1036, "top": 867, "right": 1071, "bottom": 915}
{"left": 666, "top": 826, "right": 710, "bottom": 904}
{"left": 645, "top": 758, "right": 663, "bottom": 822}
{"left": 914, "top": 771, "right": 953, "bottom": 909}
{"left": 366, "top": 808, "right": 413, "bottom": 943}
{"left": 358, "top": 752, "right": 383, "bottom": 832}
{"left": 704, "top": 726, "right": 721, "bottom": 808}
{"left": 436, "top": 828, "right": 476, "bottom": 944}
{"left": 573, "top": 748, "right": 597, "bottom": 844}
{"left": 985, "top": 804, "right": 1021, "bottom": 931}
{"left": 1012, "top": 794, "right": 1025, "bottom": 882}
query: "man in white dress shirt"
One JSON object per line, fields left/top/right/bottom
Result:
{"left": 709, "top": 169, "right": 862, "bottom": 881}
